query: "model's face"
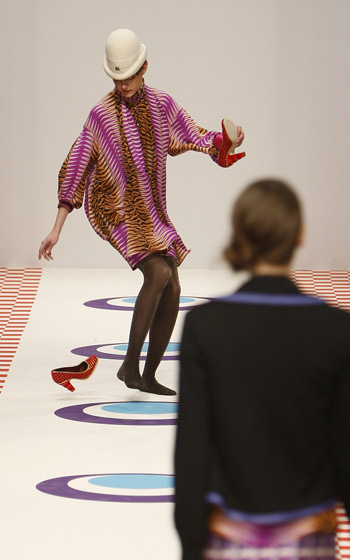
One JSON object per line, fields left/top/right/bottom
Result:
{"left": 114, "top": 62, "right": 148, "bottom": 98}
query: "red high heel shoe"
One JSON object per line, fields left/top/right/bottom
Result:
{"left": 51, "top": 355, "right": 98, "bottom": 392}
{"left": 218, "top": 118, "right": 246, "bottom": 168}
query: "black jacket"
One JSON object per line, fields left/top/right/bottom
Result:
{"left": 175, "top": 276, "right": 350, "bottom": 560}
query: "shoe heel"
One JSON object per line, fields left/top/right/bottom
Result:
{"left": 228, "top": 152, "right": 246, "bottom": 165}
{"left": 61, "top": 380, "right": 75, "bottom": 392}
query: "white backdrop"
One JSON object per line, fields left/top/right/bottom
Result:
{"left": 1, "top": 0, "right": 349, "bottom": 270}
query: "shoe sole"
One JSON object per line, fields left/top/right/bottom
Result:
{"left": 223, "top": 118, "right": 237, "bottom": 155}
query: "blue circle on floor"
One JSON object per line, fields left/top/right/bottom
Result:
{"left": 111, "top": 342, "right": 180, "bottom": 353}
{"left": 101, "top": 402, "right": 178, "bottom": 415}
{"left": 71, "top": 341, "right": 180, "bottom": 361}
{"left": 89, "top": 474, "right": 174, "bottom": 490}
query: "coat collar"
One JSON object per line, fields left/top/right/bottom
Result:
{"left": 238, "top": 275, "right": 301, "bottom": 295}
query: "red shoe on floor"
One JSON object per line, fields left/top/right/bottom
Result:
{"left": 218, "top": 118, "right": 246, "bottom": 168}
{"left": 51, "top": 355, "right": 98, "bottom": 392}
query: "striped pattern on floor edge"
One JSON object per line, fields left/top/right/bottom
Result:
{"left": 336, "top": 505, "right": 350, "bottom": 560}
{"left": 290, "top": 271, "right": 350, "bottom": 311}
{"left": 0, "top": 268, "right": 42, "bottom": 394}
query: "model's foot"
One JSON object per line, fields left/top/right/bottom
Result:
{"left": 139, "top": 378, "right": 177, "bottom": 396}
{"left": 117, "top": 364, "right": 143, "bottom": 390}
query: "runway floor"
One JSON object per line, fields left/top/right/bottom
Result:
{"left": 1, "top": 268, "right": 349, "bottom": 560}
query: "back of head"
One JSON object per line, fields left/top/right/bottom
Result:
{"left": 224, "top": 179, "right": 303, "bottom": 271}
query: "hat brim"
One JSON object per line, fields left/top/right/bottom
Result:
{"left": 103, "top": 44, "right": 147, "bottom": 80}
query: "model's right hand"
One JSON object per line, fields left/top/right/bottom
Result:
{"left": 236, "top": 126, "right": 245, "bottom": 147}
{"left": 38, "top": 231, "right": 59, "bottom": 261}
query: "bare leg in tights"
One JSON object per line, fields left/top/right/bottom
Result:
{"left": 117, "top": 254, "right": 180, "bottom": 395}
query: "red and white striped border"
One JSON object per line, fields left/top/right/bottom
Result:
{"left": 0, "top": 268, "right": 42, "bottom": 394}
{"left": 290, "top": 270, "right": 350, "bottom": 311}
{"left": 336, "top": 504, "right": 350, "bottom": 560}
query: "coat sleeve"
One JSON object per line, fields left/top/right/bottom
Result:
{"left": 58, "top": 126, "right": 97, "bottom": 212}
{"left": 333, "top": 354, "right": 350, "bottom": 518}
{"left": 175, "top": 310, "right": 213, "bottom": 560}
{"left": 165, "top": 95, "right": 219, "bottom": 162}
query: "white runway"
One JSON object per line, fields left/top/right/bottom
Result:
{"left": 1, "top": 268, "right": 349, "bottom": 560}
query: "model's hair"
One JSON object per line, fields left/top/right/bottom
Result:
{"left": 136, "top": 61, "right": 147, "bottom": 74}
{"left": 223, "top": 178, "right": 302, "bottom": 271}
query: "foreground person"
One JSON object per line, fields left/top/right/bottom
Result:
{"left": 175, "top": 179, "right": 350, "bottom": 558}
{"left": 38, "top": 28, "right": 245, "bottom": 395}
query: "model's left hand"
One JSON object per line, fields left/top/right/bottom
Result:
{"left": 236, "top": 126, "right": 244, "bottom": 147}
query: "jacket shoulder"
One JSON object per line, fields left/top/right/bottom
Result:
{"left": 184, "top": 301, "right": 223, "bottom": 324}
{"left": 145, "top": 85, "right": 178, "bottom": 114}
{"left": 86, "top": 91, "right": 116, "bottom": 124}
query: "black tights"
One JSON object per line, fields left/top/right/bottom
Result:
{"left": 117, "top": 254, "right": 180, "bottom": 395}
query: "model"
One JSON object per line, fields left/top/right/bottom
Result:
{"left": 39, "top": 28, "right": 245, "bottom": 395}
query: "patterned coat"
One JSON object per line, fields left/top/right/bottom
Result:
{"left": 58, "top": 84, "right": 219, "bottom": 268}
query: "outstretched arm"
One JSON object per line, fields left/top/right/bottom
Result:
{"left": 168, "top": 103, "right": 244, "bottom": 166}
{"left": 38, "top": 206, "right": 69, "bottom": 261}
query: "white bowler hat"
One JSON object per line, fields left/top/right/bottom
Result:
{"left": 103, "top": 28, "right": 147, "bottom": 80}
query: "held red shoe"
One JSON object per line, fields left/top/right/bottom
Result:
{"left": 218, "top": 118, "right": 246, "bottom": 168}
{"left": 51, "top": 355, "right": 98, "bottom": 392}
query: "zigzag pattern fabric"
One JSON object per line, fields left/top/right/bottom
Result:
{"left": 58, "top": 84, "right": 219, "bottom": 269}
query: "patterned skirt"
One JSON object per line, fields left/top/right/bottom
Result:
{"left": 202, "top": 531, "right": 335, "bottom": 560}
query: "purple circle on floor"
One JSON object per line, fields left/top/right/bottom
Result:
{"left": 36, "top": 473, "right": 175, "bottom": 502}
{"left": 54, "top": 401, "right": 178, "bottom": 426}
{"left": 84, "top": 295, "right": 211, "bottom": 311}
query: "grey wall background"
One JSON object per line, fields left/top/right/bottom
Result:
{"left": 1, "top": 0, "right": 349, "bottom": 270}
